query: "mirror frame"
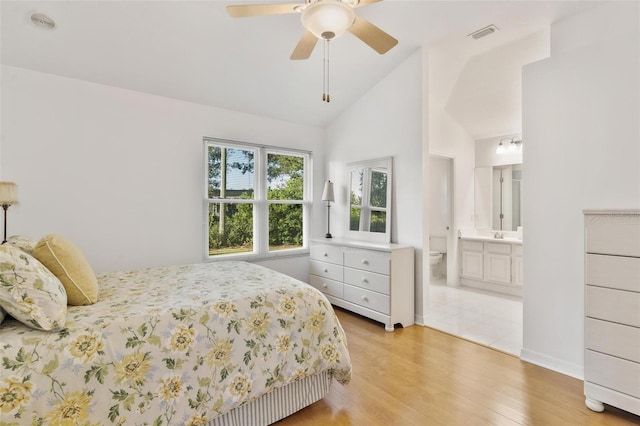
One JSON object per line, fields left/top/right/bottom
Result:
{"left": 346, "top": 157, "right": 393, "bottom": 243}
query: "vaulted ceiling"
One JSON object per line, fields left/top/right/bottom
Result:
{"left": 1, "top": 1, "right": 601, "bottom": 131}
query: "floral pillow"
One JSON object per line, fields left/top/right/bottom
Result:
{"left": 0, "top": 244, "right": 67, "bottom": 330}
{"left": 5, "top": 235, "right": 37, "bottom": 255}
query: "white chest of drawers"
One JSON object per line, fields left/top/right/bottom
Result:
{"left": 584, "top": 209, "right": 640, "bottom": 416}
{"left": 309, "top": 238, "right": 414, "bottom": 332}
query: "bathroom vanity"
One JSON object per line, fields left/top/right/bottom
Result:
{"left": 459, "top": 235, "right": 523, "bottom": 296}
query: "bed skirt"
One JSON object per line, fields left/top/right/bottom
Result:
{"left": 209, "top": 371, "right": 333, "bottom": 426}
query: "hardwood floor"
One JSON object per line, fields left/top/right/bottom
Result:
{"left": 278, "top": 308, "right": 640, "bottom": 425}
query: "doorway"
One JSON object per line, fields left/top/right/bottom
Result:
{"left": 426, "top": 155, "right": 522, "bottom": 356}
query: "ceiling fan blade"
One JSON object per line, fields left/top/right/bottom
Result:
{"left": 227, "top": 3, "right": 303, "bottom": 18}
{"left": 348, "top": 15, "right": 398, "bottom": 54}
{"left": 290, "top": 31, "right": 319, "bottom": 60}
{"left": 355, "top": 0, "right": 383, "bottom": 7}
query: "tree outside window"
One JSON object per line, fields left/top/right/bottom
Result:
{"left": 206, "top": 140, "right": 309, "bottom": 257}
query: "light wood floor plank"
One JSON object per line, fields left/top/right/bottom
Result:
{"left": 277, "top": 308, "right": 640, "bottom": 425}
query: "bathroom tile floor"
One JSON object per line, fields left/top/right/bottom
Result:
{"left": 424, "top": 278, "right": 523, "bottom": 356}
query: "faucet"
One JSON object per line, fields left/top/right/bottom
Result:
{"left": 494, "top": 232, "right": 504, "bottom": 239}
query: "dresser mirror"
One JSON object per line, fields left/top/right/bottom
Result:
{"left": 474, "top": 164, "right": 522, "bottom": 231}
{"left": 346, "top": 157, "right": 393, "bottom": 243}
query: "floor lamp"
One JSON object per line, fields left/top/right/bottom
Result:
{"left": 322, "top": 180, "right": 335, "bottom": 238}
{"left": 0, "top": 182, "right": 19, "bottom": 244}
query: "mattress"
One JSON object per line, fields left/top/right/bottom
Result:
{"left": 0, "top": 261, "right": 351, "bottom": 424}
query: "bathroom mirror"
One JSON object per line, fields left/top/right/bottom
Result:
{"left": 474, "top": 164, "right": 522, "bottom": 231}
{"left": 346, "top": 157, "right": 393, "bottom": 243}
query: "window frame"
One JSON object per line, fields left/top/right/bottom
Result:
{"left": 203, "top": 137, "right": 312, "bottom": 261}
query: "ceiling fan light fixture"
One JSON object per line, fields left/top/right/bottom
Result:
{"left": 301, "top": 0, "right": 355, "bottom": 40}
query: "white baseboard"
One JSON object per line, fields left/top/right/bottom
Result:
{"left": 414, "top": 314, "right": 425, "bottom": 326}
{"left": 520, "top": 347, "right": 584, "bottom": 380}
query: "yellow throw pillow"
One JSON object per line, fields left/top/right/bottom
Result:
{"left": 32, "top": 234, "right": 98, "bottom": 305}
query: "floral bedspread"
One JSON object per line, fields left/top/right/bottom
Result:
{"left": 0, "top": 261, "right": 351, "bottom": 425}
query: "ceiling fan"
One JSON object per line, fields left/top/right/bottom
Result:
{"left": 227, "top": 0, "right": 398, "bottom": 102}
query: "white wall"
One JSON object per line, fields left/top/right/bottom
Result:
{"left": 521, "top": 2, "right": 639, "bottom": 378}
{"left": 324, "top": 50, "right": 424, "bottom": 321}
{"left": 427, "top": 43, "right": 477, "bottom": 289}
{"left": 1, "top": 65, "right": 326, "bottom": 277}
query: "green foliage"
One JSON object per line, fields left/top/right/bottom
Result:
{"left": 208, "top": 148, "right": 304, "bottom": 254}
{"left": 370, "top": 170, "right": 388, "bottom": 208}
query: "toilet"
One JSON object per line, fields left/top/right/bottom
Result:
{"left": 429, "top": 236, "right": 447, "bottom": 278}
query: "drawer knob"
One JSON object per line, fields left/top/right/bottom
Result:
{"left": 323, "top": 252, "right": 328, "bottom": 257}
{"left": 322, "top": 283, "right": 327, "bottom": 288}
{"left": 323, "top": 268, "right": 328, "bottom": 273}
{"left": 361, "top": 259, "right": 369, "bottom": 265}
{"left": 361, "top": 296, "right": 369, "bottom": 302}
{"left": 361, "top": 278, "right": 368, "bottom": 283}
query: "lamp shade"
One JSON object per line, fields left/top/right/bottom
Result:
{"left": 0, "top": 182, "right": 18, "bottom": 205}
{"left": 321, "top": 180, "right": 335, "bottom": 202}
{"left": 301, "top": 0, "right": 355, "bottom": 40}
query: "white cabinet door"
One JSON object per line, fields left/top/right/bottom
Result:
{"left": 485, "top": 253, "right": 512, "bottom": 284}
{"left": 461, "top": 251, "right": 483, "bottom": 280}
{"left": 512, "top": 255, "right": 524, "bottom": 286}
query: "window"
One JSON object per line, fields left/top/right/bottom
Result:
{"left": 349, "top": 167, "right": 388, "bottom": 233}
{"left": 205, "top": 138, "right": 310, "bottom": 258}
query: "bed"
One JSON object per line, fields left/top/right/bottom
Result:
{"left": 0, "top": 258, "right": 351, "bottom": 425}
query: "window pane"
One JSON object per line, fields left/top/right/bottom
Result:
{"left": 208, "top": 146, "right": 255, "bottom": 199}
{"left": 350, "top": 208, "right": 361, "bottom": 231}
{"left": 269, "top": 203, "right": 303, "bottom": 251}
{"left": 267, "top": 153, "right": 304, "bottom": 201}
{"left": 350, "top": 169, "right": 363, "bottom": 206}
{"left": 369, "top": 170, "right": 388, "bottom": 208}
{"left": 209, "top": 203, "right": 253, "bottom": 256}
{"left": 369, "top": 211, "right": 386, "bottom": 233}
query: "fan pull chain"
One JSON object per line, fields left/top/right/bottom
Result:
{"left": 322, "top": 39, "right": 330, "bottom": 103}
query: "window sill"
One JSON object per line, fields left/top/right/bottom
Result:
{"left": 204, "top": 248, "right": 310, "bottom": 263}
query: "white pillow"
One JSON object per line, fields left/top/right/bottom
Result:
{"left": 5, "top": 235, "right": 37, "bottom": 255}
{"left": 0, "top": 244, "right": 67, "bottom": 330}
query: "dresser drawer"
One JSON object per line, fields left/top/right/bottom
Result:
{"left": 344, "top": 284, "right": 390, "bottom": 315}
{"left": 309, "top": 260, "right": 343, "bottom": 282}
{"left": 344, "top": 249, "right": 390, "bottom": 275}
{"left": 586, "top": 254, "right": 640, "bottom": 292}
{"left": 461, "top": 240, "right": 483, "bottom": 252}
{"left": 586, "top": 214, "right": 640, "bottom": 257}
{"left": 586, "top": 350, "right": 640, "bottom": 398}
{"left": 586, "top": 318, "right": 640, "bottom": 363}
{"left": 310, "top": 243, "right": 343, "bottom": 265}
{"left": 485, "top": 242, "right": 511, "bottom": 255}
{"left": 309, "top": 275, "right": 343, "bottom": 299}
{"left": 586, "top": 286, "right": 640, "bottom": 327}
{"left": 344, "top": 267, "right": 390, "bottom": 295}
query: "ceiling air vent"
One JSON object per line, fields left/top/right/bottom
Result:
{"left": 468, "top": 24, "right": 499, "bottom": 40}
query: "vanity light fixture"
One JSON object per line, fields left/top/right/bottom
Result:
{"left": 321, "top": 180, "right": 335, "bottom": 238}
{"left": 497, "top": 137, "right": 523, "bottom": 154}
